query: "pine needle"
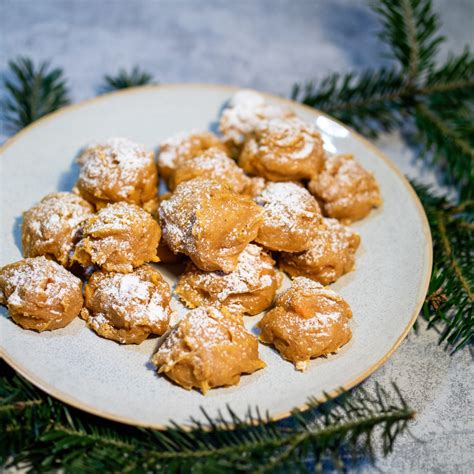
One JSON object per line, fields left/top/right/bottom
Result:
{"left": 0, "top": 363, "right": 414, "bottom": 472}
{"left": 102, "top": 66, "right": 155, "bottom": 92}
{"left": 293, "top": 0, "right": 474, "bottom": 199}
{"left": 412, "top": 183, "right": 473, "bottom": 352}
{"left": 2, "top": 57, "right": 70, "bottom": 131}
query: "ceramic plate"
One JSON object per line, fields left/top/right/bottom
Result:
{"left": 0, "top": 85, "right": 432, "bottom": 428}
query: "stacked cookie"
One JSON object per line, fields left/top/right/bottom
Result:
{"left": 0, "top": 90, "right": 381, "bottom": 394}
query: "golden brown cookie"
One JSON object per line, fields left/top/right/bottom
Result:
{"left": 22, "top": 192, "right": 94, "bottom": 267}
{"left": 168, "top": 148, "right": 255, "bottom": 196}
{"left": 0, "top": 256, "right": 83, "bottom": 331}
{"left": 159, "top": 178, "right": 264, "bottom": 272}
{"left": 219, "top": 90, "right": 295, "bottom": 156}
{"left": 73, "top": 202, "right": 160, "bottom": 273}
{"left": 239, "top": 117, "right": 325, "bottom": 182}
{"left": 176, "top": 244, "right": 282, "bottom": 315}
{"left": 75, "top": 137, "right": 158, "bottom": 210}
{"left": 258, "top": 277, "right": 352, "bottom": 370}
{"left": 308, "top": 154, "right": 382, "bottom": 222}
{"left": 279, "top": 218, "right": 360, "bottom": 285}
{"left": 254, "top": 182, "right": 322, "bottom": 252}
{"left": 81, "top": 265, "right": 171, "bottom": 344}
{"left": 157, "top": 130, "right": 228, "bottom": 182}
{"left": 152, "top": 306, "right": 265, "bottom": 393}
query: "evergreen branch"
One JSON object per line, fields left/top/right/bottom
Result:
{"left": 0, "top": 363, "right": 414, "bottom": 472}
{"left": 291, "top": 68, "right": 406, "bottom": 137}
{"left": 292, "top": 1, "right": 473, "bottom": 140}
{"left": 415, "top": 103, "right": 474, "bottom": 199}
{"left": 292, "top": 48, "right": 473, "bottom": 139}
{"left": 412, "top": 183, "right": 473, "bottom": 352}
{"left": 372, "top": 0, "right": 444, "bottom": 81}
{"left": 2, "top": 57, "right": 70, "bottom": 131}
{"left": 421, "top": 49, "right": 474, "bottom": 101}
{"left": 101, "top": 66, "right": 155, "bottom": 92}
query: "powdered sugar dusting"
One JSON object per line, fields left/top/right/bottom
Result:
{"left": 255, "top": 182, "right": 319, "bottom": 232}
{"left": 219, "top": 90, "right": 294, "bottom": 145}
{"left": 158, "top": 129, "right": 201, "bottom": 169}
{"left": 281, "top": 276, "right": 351, "bottom": 334}
{"left": 0, "top": 257, "right": 81, "bottom": 312}
{"left": 290, "top": 276, "right": 346, "bottom": 305}
{"left": 258, "top": 117, "right": 322, "bottom": 161}
{"left": 155, "top": 306, "right": 240, "bottom": 357}
{"left": 85, "top": 202, "right": 149, "bottom": 234}
{"left": 304, "top": 218, "right": 358, "bottom": 262}
{"left": 159, "top": 179, "right": 215, "bottom": 255}
{"left": 78, "top": 137, "right": 153, "bottom": 199}
{"left": 22, "top": 192, "right": 93, "bottom": 263}
{"left": 187, "top": 244, "right": 275, "bottom": 302}
{"left": 87, "top": 269, "right": 170, "bottom": 326}
{"left": 173, "top": 148, "right": 251, "bottom": 194}
{"left": 308, "top": 154, "right": 381, "bottom": 220}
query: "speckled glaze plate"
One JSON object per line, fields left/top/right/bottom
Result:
{"left": 0, "top": 85, "right": 432, "bottom": 428}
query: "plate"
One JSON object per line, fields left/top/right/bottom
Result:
{"left": 0, "top": 84, "right": 432, "bottom": 428}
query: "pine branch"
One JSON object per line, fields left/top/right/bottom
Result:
{"left": 421, "top": 48, "right": 474, "bottom": 102}
{"left": 412, "top": 182, "right": 473, "bottom": 352}
{"left": 101, "top": 66, "right": 155, "bottom": 92}
{"left": 415, "top": 104, "right": 474, "bottom": 199}
{"left": 0, "top": 363, "right": 414, "bottom": 472}
{"left": 292, "top": 49, "right": 474, "bottom": 137}
{"left": 291, "top": 68, "right": 407, "bottom": 137}
{"left": 2, "top": 57, "right": 70, "bottom": 131}
{"left": 373, "top": 0, "right": 444, "bottom": 82}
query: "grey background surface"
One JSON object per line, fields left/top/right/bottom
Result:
{"left": 1, "top": 0, "right": 473, "bottom": 472}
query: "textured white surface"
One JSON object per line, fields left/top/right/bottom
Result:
{"left": 0, "top": 0, "right": 473, "bottom": 471}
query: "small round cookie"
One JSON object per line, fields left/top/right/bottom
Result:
{"left": 279, "top": 218, "right": 360, "bottom": 285}
{"left": 22, "top": 192, "right": 94, "bottom": 267}
{"left": 239, "top": 117, "right": 325, "bottom": 182}
{"left": 81, "top": 265, "right": 171, "bottom": 344}
{"left": 254, "top": 182, "right": 322, "bottom": 252}
{"left": 169, "top": 148, "right": 256, "bottom": 196}
{"left": 176, "top": 244, "right": 282, "bottom": 315}
{"left": 158, "top": 130, "right": 228, "bottom": 182}
{"left": 73, "top": 202, "right": 160, "bottom": 273}
{"left": 152, "top": 306, "right": 265, "bottom": 393}
{"left": 258, "top": 277, "right": 352, "bottom": 371}
{"left": 75, "top": 137, "right": 158, "bottom": 210}
{"left": 308, "top": 154, "right": 382, "bottom": 222}
{"left": 219, "top": 90, "right": 295, "bottom": 156}
{"left": 0, "top": 256, "right": 83, "bottom": 331}
{"left": 159, "top": 178, "right": 264, "bottom": 272}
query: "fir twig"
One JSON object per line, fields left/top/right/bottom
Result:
{"left": 291, "top": 68, "right": 407, "bottom": 137}
{"left": 373, "top": 0, "right": 444, "bottom": 82}
{"left": 0, "top": 364, "right": 414, "bottom": 472}
{"left": 412, "top": 182, "right": 473, "bottom": 352}
{"left": 292, "top": 0, "right": 474, "bottom": 198}
{"left": 415, "top": 103, "right": 474, "bottom": 200}
{"left": 2, "top": 57, "right": 70, "bottom": 131}
{"left": 101, "top": 66, "right": 155, "bottom": 92}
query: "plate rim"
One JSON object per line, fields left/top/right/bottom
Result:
{"left": 0, "top": 83, "right": 433, "bottom": 429}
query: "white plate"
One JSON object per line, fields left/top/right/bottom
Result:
{"left": 0, "top": 85, "right": 432, "bottom": 428}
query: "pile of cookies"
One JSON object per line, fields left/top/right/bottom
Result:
{"left": 0, "top": 90, "right": 381, "bottom": 393}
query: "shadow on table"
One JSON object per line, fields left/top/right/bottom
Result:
{"left": 12, "top": 215, "right": 22, "bottom": 253}
{"left": 57, "top": 150, "right": 82, "bottom": 192}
